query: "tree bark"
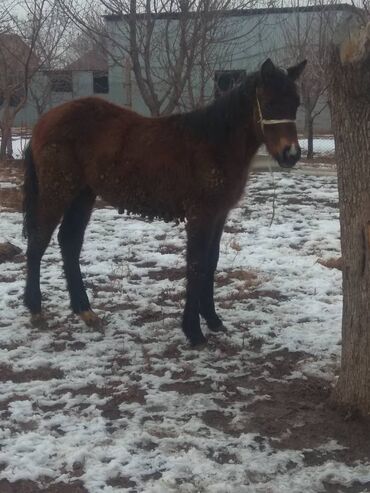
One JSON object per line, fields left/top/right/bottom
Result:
{"left": 329, "top": 22, "right": 370, "bottom": 415}
{"left": 6, "top": 127, "right": 13, "bottom": 159}
{"left": 306, "top": 113, "right": 314, "bottom": 160}
{"left": 0, "top": 125, "right": 12, "bottom": 161}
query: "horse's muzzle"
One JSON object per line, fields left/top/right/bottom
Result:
{"left": 276, "top": 144, "right": 301, "bottom": 168}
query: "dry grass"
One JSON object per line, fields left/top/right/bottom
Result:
{"left": 0, "top": 242, "right": 22, "bottom": 263}
{"left": 318, "top": 257, "right": 342, "bottom": 270}
{"left": 216, "top": 269, "right": 260, "bottom": 288}
{"left": 0, "top": 187, "right": 22, "bottom": 212}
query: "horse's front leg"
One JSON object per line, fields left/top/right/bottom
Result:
{"left": 199, "top": 215, "right": 227, "bottom": 332}
{"left": 183, "top": 217, "right": 214, "bottom": 347}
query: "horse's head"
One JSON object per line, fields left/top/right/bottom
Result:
{"left": 255, "top": 58, "right": 307, "bottom": 168}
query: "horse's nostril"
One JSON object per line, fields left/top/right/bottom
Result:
{"left": 290, "top": 144, "right": 297, "bottom": 157}
{"left": 283, "top": 145, "right": 301, "bottom": 161}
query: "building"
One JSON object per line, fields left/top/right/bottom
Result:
{"left": 6, "top": 46, "right": 111, "bottom": 127}
{"left": 104, "top": 3, "right": 360, "bottom": 133}
{"left": 4, "top": 3, "right": 360, "bottom": 132}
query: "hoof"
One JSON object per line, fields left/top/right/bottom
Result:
{"left": 31, "top": 313, "right": 47, "bottom": 328}
{"left": 79, "top": 310, "right": 104, "bottom": 329}
{"left": 202, "top": 312, "right": 226, "bottom": 333}
{"left": 189, "top": 332, "right": 207, "bottom": 348}
{"left": 209, "top": 323, "right": 227, "bottom": 333}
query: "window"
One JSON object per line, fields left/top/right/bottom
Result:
{"left": 49, "top": 71, "right": 72, "bottom": 92}
{"left": 10, "top": 93, "right": 21, "bottom": 107}
{"left": 0, "top": 90, "right": 23, "bottom": 107}
{"left": 93, "top": 71, "right": 109, "bottom": 94}
{"left": 214, "top": 70, "right": 246, "bottom": 99}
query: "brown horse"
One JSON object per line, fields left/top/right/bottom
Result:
{"left": 23, "top": 58, "right": 306, "bottom": 347}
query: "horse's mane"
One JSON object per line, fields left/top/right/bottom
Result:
{"left": 174, "top": 71, "right": 259, "bottom": 145}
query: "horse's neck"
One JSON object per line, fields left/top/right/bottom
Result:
{"left": 216, "top": 82, "right": 263, "bottom": 165}
{"left": 221, "top": 113, "right": 262, "bottom": 170}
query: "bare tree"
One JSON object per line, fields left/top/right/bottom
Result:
{"left": 0, "top": 32, "right": 39, "bottom": 159}
{"left": 327, "top": 8, "right": 370, "bottom": 415}
{"left": 28, "top": 3, "right": 72, "bottom": 117}
{"left": 0, "top": 0, "right": 70, "bottom": 160}
{"left": 279, "top": 1, "right": 337, "bottom": 159}
{"left": 58, "top": 0, "right": 266, "bottom": 116}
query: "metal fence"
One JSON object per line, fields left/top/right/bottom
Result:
{"left": 257, "top": 134, "right": 336, "bottom": 168}
{"left": 3, "top": 127, "right": 31, "bottom": 160}
{"left": 5, "top": 128, "right": 337, "bottom": 166}
{"left": 299, "top": 134, "right": 336, "bottom": 164}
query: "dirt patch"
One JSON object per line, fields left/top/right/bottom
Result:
{"left": 318, "top": 257, "right": 342, "bottom": 270}
{"left": 0, "top": 187, "right": 22, "bottom": 212}
{"left": 137, "top": 260, "right": 158, "bottom": 268}
{"left": 161, "top": 379, "right": 214, "bottom": 395}
{"left": 223, "top": 223, "right": 246, "bottom": 234}
{"left": 284, "top": 196, "right": 309, "bottom": 205}
{"left": 133, "top": 309, "right": 165, "bottom": 325}
{"left": 55, "top": 383, "right": 107, "bottom": 398}
{"left": 221, "top": 287, "right": 287, "bottom": 304}
{"left": 100, "top": 385, "right": 147, "bottom": 420}
{"left": 206, "top": 448, "right": 240, "bottom": 465}
{"left": 0, "top": 364, "right": 64, "bottom": 383}
{"left": 148, "top": 267, "right": 185, "bottom": 281}
{"left": 0, "top": 242, "right": 22, "bottom": 263}
{"left": 322, "top": 480, "right": 370, "bottom": 493}
{"left": 247, "top": 372, "right": 370, "bottom": 464}
{"left": 0, "top": 161, "right": 24, "bottom": 210}
{"left": 156, "top": 289, "right": 184, "bottom": 305}
{"left": 246, "top": 289, "right": 289, "bottom": 301}
{"left": 0, "top": 394, "right": 29, "bottom": 412}
{"left": 216, "top": 269, "right": 260, "bottom": 288}
{"left": 202, "top": 409, "right": 237, "bottom": 436}
{"left": 0, "top": 479, "right": 88, "bottom": 493}
{"left": 48, "top": 340, "right": 86, "bottom": 352}
{"left": 298, "top": 155, "right": 336, "bottom": 167}
{"left": 251, "top": 349, "right": 309, "bottom": 379}
{"left": 107, "top": 476, "right": 137, "bottom": 489}
{"left": 159, "top": 243, "right": 183, "bottom": 255}
{"left": 160, "top": 343, "right": 182, "bottom": 360}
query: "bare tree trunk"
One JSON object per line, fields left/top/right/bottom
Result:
{"left": 305, "top": 112, "right": 314, "bottom": 160}
{"left": 0, "top": 124, "right": 12, "bottom": 161}
{"left": 329, "top": 24, "right": 370, "bottom": 415}
{"left": 6, "top": 127, "right": 13, "bottom": 159}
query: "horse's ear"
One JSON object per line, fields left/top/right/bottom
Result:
{"left": 260, "top": 58, "right": 275, "bottom": 83}
{"left": 287, "top": 60, "right": 307, "bottom": 81}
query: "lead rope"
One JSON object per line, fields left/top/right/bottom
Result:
{"left": 255, "top": 96, "right": 293, "bottom": 227}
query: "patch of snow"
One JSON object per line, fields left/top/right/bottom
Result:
{"left": 0, "top": 171, "right": 365, "bottom": 493}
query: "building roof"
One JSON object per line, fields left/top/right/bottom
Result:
{"left": 0, "top": 33, "right": 40, "bottom": 70}
{"left": 104, "top": 2, "right": 360, "bottom": 22}
{"left": 65, "top": 48, "right": 108, "bottom": 72}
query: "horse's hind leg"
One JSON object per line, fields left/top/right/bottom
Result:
{"left": 199, "top": 215, "right": 227, "bottom": 332}
{"left": 23, "top": 146, "right": 63, "bottom": 317}
{"left": 24, "top": 209, "right": 62, "bottom": 317}
{"left": 57, "top": 188, "right": 97, "bottom": 326}
{"left": 183, "top": 217, "right": 216, "bottom": 347}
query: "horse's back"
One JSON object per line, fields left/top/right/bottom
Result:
{"left": 31, "top": 97, "right": 137, "bottom": 157}
{"left": 30, "top": 98, "right": 139, "bottom": 198}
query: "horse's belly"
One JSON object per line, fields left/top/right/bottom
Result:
{"left": 97, "top": 180, "right": 186, "bottom": 222}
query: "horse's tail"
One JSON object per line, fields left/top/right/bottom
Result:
{"left": 22, "top": 143, "right": 38, "bottom": 239}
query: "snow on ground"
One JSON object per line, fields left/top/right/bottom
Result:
{"left": 9, "top": 134, "right": 30, "bottom": 159}
{"left": 1, "top": 169, "right": 369, "bottom": 493}
{"left": 298, "top": 136, "right": 334, "bottom": 156}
